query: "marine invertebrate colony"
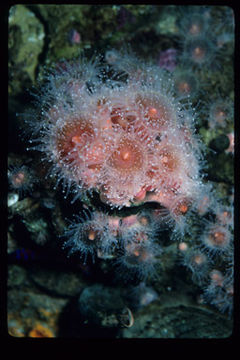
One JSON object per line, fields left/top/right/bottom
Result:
{"left": 25, "top": 49, "right": 233, "bottom": 314}
{"left": 29, "top": 53, "right": 203, "bottom": 210}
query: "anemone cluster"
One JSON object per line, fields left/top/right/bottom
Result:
{"left": 15, "top": 5, "right": 234, "bottom": 319}
{"left": 28, "top": 55, "right": 204, "bottom": 252}
{"left": 33, "top": 55, "right": 204, "bottom": 211}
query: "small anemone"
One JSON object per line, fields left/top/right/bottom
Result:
{"left": 114, "top": 239, "right": 162, "bottom": 282}
{"left": 181, "top": 246, "right": 210, "bottom": 284}
{"left": 8, "top": 164, "right": 37, "bottom": 197}
{"left": 200, "top": 221, "right": 232, "bottom": 255}
{"left": 63, "top": 211, "right": 107, "bottom": 264}
{"left": 180, "top": 35, "right": 217, "bottom": 68}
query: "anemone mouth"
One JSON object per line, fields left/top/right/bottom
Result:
{"left": 178, "top": 11, "right": 207, "bottom": 37}
{"left": 208, "top": 226, "right": 231, "bottom": 248}
{"left": 192, "top": 46, "right": 206, "bottom": 62}
{"left": 56, "top": 117, "right": 94, "bottom": 164}
{"left": 108, "top": 137, "right": 144, "bottom": 172}
{"left": 178, "top": 81, "right": 191, "bottom": 94}
{"left": 171, "top": 196, "right": 192, "bottom": 216}
{"left": 189, "top": 23, "right": 202, "bottom": 35}
{"left": 124, "top": 243, "right": 152, "bottom": 266}
{"left": 184, "top": 16, "right": 206, "bottom": 36}
{"left": 85, "top": 224, "right": 101, "bottom": 242}
{"left": 136, "top": 94, "right": 173, "bottom": 129}
{"left": 174, "top": 71, "right": 198, "bottom": 98}
{"left": 158, "top": 146, "right": 179, "bottom": 172}
{"left": 192, "top": 253, "right": 207, "bottom": 266}
{"left": 185, "top": 38, "right": 213, "bottom": 65}
{"left": 212, "top": 106, "right": 227, "bottom": 123}
{"left": 11, "top": 171, "right": 26, "bottom": 187}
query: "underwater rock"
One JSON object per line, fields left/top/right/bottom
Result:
{"left": 78, "top": 284, "right": 134, "bottom": 328}
{"left": 121, "top": 295, "right": 232, "bottom": 338}
{"left": 8, "top": 5, "right": 45, "bottom": 95}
